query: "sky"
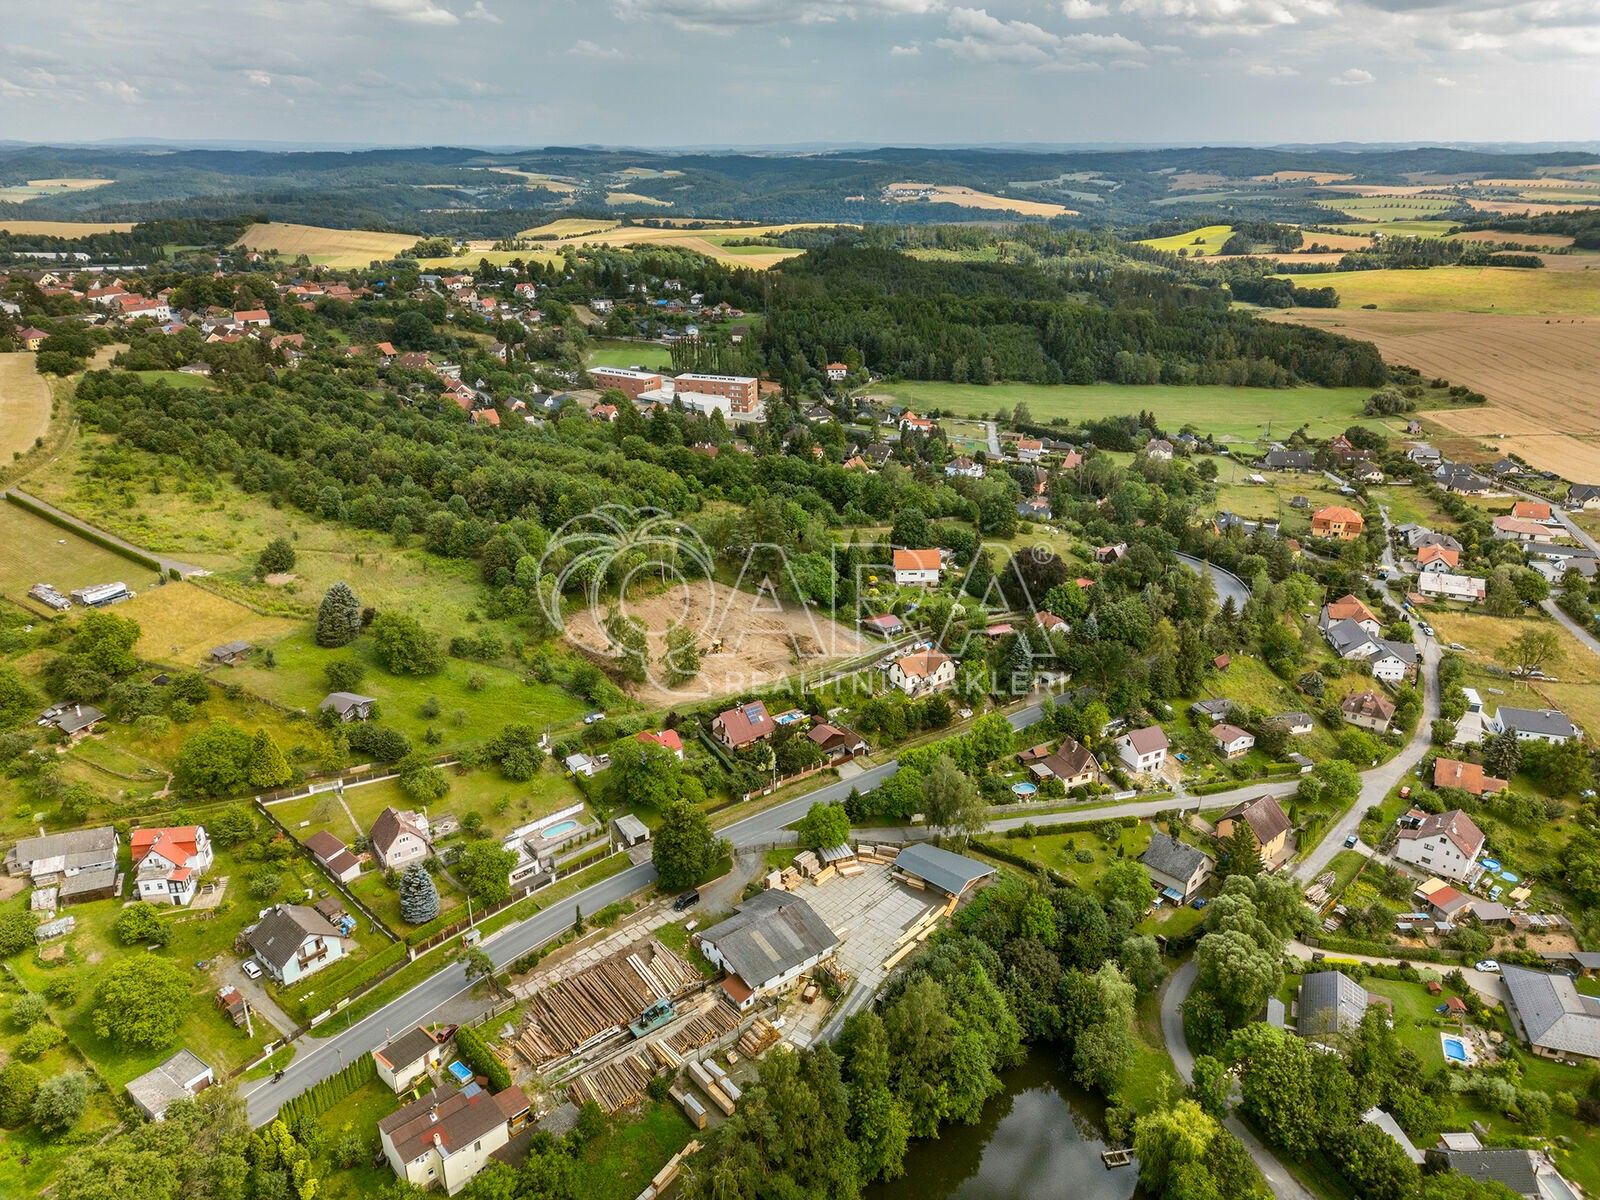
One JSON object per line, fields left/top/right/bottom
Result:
{"left": 0, "top": 0, "right": 1595, "bottom": 147}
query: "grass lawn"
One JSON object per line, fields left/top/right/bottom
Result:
{"left": 119, "top": 580, "right": 301, "bottom": 667}
{"left": 1277, "top": 265, "right": 1600, "bottom": 316}
{"left": 876, "top": 382, "right": 1380, "bottom": 442}
{"left": 227, "top": 628, "right": 590, "bottom": 749}
{"left": 312, "top": 1078, "right": 405, "bottom": 1200}
{"left": 1333, "top": 219, "right": 1461, "bottom": 239}
{"left": 0, "top": 499, "right": 154, "bottom": 606}
{"left": 992, "top": 822, "right": 1153, "bottom": 889}
{"left": 1116, "top": 991, "right": 1182, "bottom": 1115}
{"left": 572, "top": 1100, "right": 696, "bottom": 1200}
{"left": 1136, "top": 224, "right": 1235, "bottom": 256}
{"left": 587, "top": 340, "right": 673, "bottom": 371}
{"left": 1212, "top": 468, "right": 1350, "bottom": 527}
{"left": 1316, "top": 197, "right": 1460, "bottom": 222}
{"left": 1368, "top": 483, "right": 1455, "bottom": 531}
{"left": 653, "top": 918, "right": 720, "bottom": 979}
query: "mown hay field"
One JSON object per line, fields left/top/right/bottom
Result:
{"left": 232, "top": 222, "right": 418, "bottom": 267}
{"left": 513, "top": 219, "right": 847, "bottom": 268}
{"left": 0, "top": 219, "right": 135, "bottom": 235}
{"left": 0, "top": 501, "right": 147, "bottom": 602}
{"left": 0, "top": 352, "right": 51, "bottom": 462}
{"left": 883, "top": 182, "right": 1075, "bottom": 218}
{"left": 1265, "top": 308, "right": 1600, "bottom": 478}
{"left": 607, "top": 191, "right": 672, "bottom": 207}
{"left": 485, "top": 168, "right": 577, "bottom": 193}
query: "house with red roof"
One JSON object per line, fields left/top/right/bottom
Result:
{"left": 16, "top": 326, "right": 49, "bottom": 351}
{"left": 712, "top": 701, "right": 776, "bottom": 750}
{"left": 892, "top": 547, "right": 942, "bottom": 586}
{"left": 1394, "top": 808, "right": 1485, "bottom": 883}
{"left": 131, "top": 825, "right": 213, "bottom": 906}
{"left": 889, "top": 650, "right": 955, "bottom": 696}
{"left": 1416, "top": 543, "right": 1460, "bottom": 573}
{"left": 636, "top": 729, "right": 684, "bottom": 759}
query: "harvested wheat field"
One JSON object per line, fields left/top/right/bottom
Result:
{"left": 0, "top": 353, "right": 51, "bottom": 463}
{"left": 1295, "top": 232, "right": 1374, "bottom": 251}
{"left": 486, "top": 168, "right": 577, "bottom": 193}
{"left": 1266, "top": 308, "right": 1600, "bottom": 478}
{"left": 1453, "top": 230, "right": 1574, "bottom": 249}
{"left": 1464, "top": 198, "right": 1600, "bottom": 217}
{"left": 515, "top": 219, "right": 845, "bottom": 268}
{"left": 562, "top": 579, "right": 869, "bottom": 707}
{"left": 884, "top": 182, "right": 1075, "bottom": 218}
{"left": 606, "top": 191, "right": 672, "bottom": 207}
{"left": 232, "top": 222, "right": 418, "bottom": 267}
{"left": 0, "top": 220, "right": 135, "bottom": 236}
{"left": 1256, "top": 170, "right": 1354, "bottom": 184}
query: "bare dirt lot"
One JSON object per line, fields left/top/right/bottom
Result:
{"left": 1267, "top": 308, "right": 1600, "bottom": 479}
{"left": 562, "top": 579, "right": 870, "bottom": 708}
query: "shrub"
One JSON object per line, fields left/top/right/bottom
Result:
{"left": 8, "top": 993, "right": 47, "bottom": 1030}
{"left": 454, "top": 1025, "right": 511, "bottom": 1092}
{"left": 15, "top": 1023, "right": 65, "bottom": 1060}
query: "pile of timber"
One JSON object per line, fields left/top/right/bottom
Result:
{"left": 517, "top": 938, "right": 702, "bottom": 1066}
{"left": 666, "top": 1000, "right": 742, "bottom": 1055}
{"left": 855, "top": 842, "right": 899, "bottom": 865}
{"left": 568, "top": 1050, "right": 656, "bottom": 1113}
{"left": 686, "top": 1058, "right": 737, "bottom": 1116}
{"left": 737, "top": 1018, "right": 780, "bottom": 1058}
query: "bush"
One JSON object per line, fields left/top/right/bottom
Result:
{"left": 323, "top": 659, "right": 366, "bottom": 692}
{"left": 0, "top": 1062, "right": 40, "bottom": 1127}
{"left": 8, "top": 993, "right": 47, "bottom": 1030}
{"left": 113, "top": 902, "right": 171, "bottom": 947}
{"left": 44, "top": 976, "right": 79, "bottom": 1006}
{"left": 15, "top": 1022, "right": 65, "bottom": 1060}
{"left": 30, "top": 1071, "right": 88, "bottom": 1135}
{"left": 454, "top": 1024, "right": 511, "bottom": 1092}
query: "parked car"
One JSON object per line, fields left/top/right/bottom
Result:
{"left": 1190, "top": 897, "right": 1208, "bottom": 910}
{"left": 1344, "top": 834, "right": 1359, "bottom": 848}
{"left": 673, "top": 891, "right": 700, "bottom": 912}
{"left": 583, "top": 711, "right": 606, "bottom": 725}
{"left": 241, "top": 959, "right": 263, "bottom": 980}
{"left": 1475, "top": 960, "right": 1501, "bottom": 973}
{"left": 1448, "top": 642, "right": 1466, "bottom": 651}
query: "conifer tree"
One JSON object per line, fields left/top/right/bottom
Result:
{"left": 246, "top": 729, "right": 292, "bottom": 789}
{"left": 398, "top": 864, "right": 440, "bottom": 924}
{"left": 316, "top": 582, "right": 363, "bottom": 648}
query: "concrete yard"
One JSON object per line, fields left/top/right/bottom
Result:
{"left": 787, "top": 862, "right": 944, "bottom": 1044}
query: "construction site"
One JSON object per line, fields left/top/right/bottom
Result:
{"left": 474, "top": 838, "right": 993, "bottom": 1176}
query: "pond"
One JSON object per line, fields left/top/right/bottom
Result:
{"left": 868, "top": 1048, "right": 1141, "bottom": 1200}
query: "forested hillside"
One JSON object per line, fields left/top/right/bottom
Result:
{"left": 761, "top": 245, "right": 1387, "bottom": 387}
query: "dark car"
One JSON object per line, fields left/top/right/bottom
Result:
{"left": 673, "top": 891, "right": 700, "bottom": 912}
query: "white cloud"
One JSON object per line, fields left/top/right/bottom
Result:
{"left": 246, "top": 70, "right": 275, "bottom": 87}
{"left": 933, "top": 6, "right": 1144, "bottom": 66}
{"left": 612, "top": 0, "right": 943, "bottom": 29}
{"left": 1433, "top": 74, "right": 1458, "bottom": 85}
{"left": 571, "top": 39, "right": 630, "bottom": 59}
{"left": 464, "top": 1, "right": 501, "bottom": 22}
{"left": 1246, "top": 62, "right": 1298, "bottom": 74}
{"left": 1329, "top": 65, "right": 1375, "bottom": 83}
{"left": 1062, "top": 0, "right": 1110, "bottom": 17}
{"left": 890, "top": 41, "right": 922, "bottom": 52}
{"left": 95, "top": 79, "right": 141, "bottom": 102}
{"left": 1117, "top": 0, "right": 1334, "bottom": 37}
{"left": 361, "top": 0, "right": 460, "bottom": 26}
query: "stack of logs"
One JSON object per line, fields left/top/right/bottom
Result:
{"left": 666, "top": 1001, "right": 742, "bottom": 1056}
{"left": 514, "top": 939, "right": 703, "bottom": 1067}
{"left": 736, "top": 1017, "right": 780, "bottom": 1059}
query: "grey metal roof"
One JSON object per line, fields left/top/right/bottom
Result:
{"left": 1502, "top": 965, "right": 1600, "bottom": 1059}
{"left": 1381, "top": 640, "right": 1419, "bottom": 666}
{"left": 8, "top": 826, "right": 118, "bottom": 872}
{"left": 1297, "top": 971, "right": 1370, "bottom": 1039}
{"left": 126, "top": 1049, "right": 211, "bottom": 1119}
{"left": 1326, "top": 619, "right": 1379, "bottom": 658}
{"left": 613, "top": 814, "right": 649, "bottom": 841}
{"left": 700, "top": 891, "right": 839, "bottom": 987}
{"left": 57, "top": 864, "right": 117, "bottom": 899}
{"left": 48, "top": 704, "right": 105, "bottom": 735}
{"left": 1428, "top": 1149, "right": 1541, "bottom": 1196}
{"left": 1361, "top": 1107, "right": 1423, "bottom": 1164}
{"left": 894, "top": 843, "right": 997, "bottom": 897}
{"left": 1140, "top": 831, "right": 1210, "bottom": 885}
{"left": 318, "top": 691, "right": 376, "bottom": 714}
{"left": 1497, "top": 707, "right": 1577, "bottom": 739}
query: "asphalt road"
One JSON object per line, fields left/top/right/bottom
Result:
{"left": 1173, "top": 551, "right": 1252, "bottom": 611}
{"left": 241, "top": 700, "right": 1051, "bottom": 1125}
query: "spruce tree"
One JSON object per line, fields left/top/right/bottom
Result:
{"left": 963, "top": 547, "right": 994, "bottom": 601}
{"left": 316, "top": 582, "right": 364, "bottom": 648}
{"left": 398, "top": 864, "right": 440, "bottom": 924}
{"left": 246, "top": 730, "right": 292, "bottom": 789}
{"left": 1218, "top": 822, "right": 1263, "bottom": 879}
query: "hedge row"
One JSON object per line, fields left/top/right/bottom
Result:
{"left": 5, "top": 491, "right": 162, "bottom": 572}
{"left": 279, "top": 1054, "right": 375, "bottom": 1127}
{"left": 281, "top": 940, "right": 410, "bottom": 1025}
{"left": 454, "top": 1024, "right": 511, "bottom": 1092}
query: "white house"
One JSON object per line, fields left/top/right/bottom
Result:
{"left": 944, "top": 456, "right": 985, "bottom": 479}
{"left": 892, "top": 547, "right": 942, "bottom": 586}
{"left": 1212, "top": 724, "right": 1256, "bottom": 759}
{"left": 378, "top": 1084, "right": 529, "bottom": 1195}
{"left": 1115, "top": 726, "right": 1170, "bottom": 775}
{"left": 889, "top": 649, "right": 955, "bottom": 696}
{"left": 1418, "top": 573, "right": 1487, "bottom": 604}
{"left": 1491, "top": 706, "right": 1579, "bottom": 745}
{"left": 1393, "top": 808, "right": 1485, "bottom": 884}
{"left": 695, "top": 891, "right": 839, "bottom": 1011}
{"left": 131, "top": 825, "right": 213, "bottom": 906}
{"left": 1369, "top": 641, "right": 1419, "bottom": 684}
{"left": 1319, "top": 594, "right": 1381, "bottom": 639}
{"left": 370, "top": 806, "right": 432, "bottom": 870}
{"left": 246, "top": 904, "right": 347, "bottom": 985}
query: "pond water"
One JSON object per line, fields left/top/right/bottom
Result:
{"left": 868, "top": 1048, "right": 1141, "bottom": 1200}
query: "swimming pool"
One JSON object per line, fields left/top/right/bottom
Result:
{"left": 1441, "top": 1035, "right": 1473, "bottom": 1065}
{"left": 541, "top": 819, "right": 579, "bottom": 838}
{"left": 1012, "top": 782, "right": 1038, "bottom": 797}
{"left": 448, "top": 1060, "right": 473, "bottom": 1084}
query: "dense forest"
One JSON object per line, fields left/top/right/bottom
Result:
{"left": 760, "top": 246, "right": 1386, "bottom": 387}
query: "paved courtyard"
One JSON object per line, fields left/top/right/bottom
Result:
{"left": 787, "top": 862, "right": 943, "bottom": 1044}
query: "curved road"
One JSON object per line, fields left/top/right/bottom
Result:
{"left": 1174, "top": 551, "right": 1252, "bottom": 611}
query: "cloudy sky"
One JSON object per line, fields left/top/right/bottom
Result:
{"left": 0, "top": 0, "right": 1594, "bottom": 147}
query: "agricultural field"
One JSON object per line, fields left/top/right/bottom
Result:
{"left": 1212, "top": 469, "right": 1351, "bottom": 527}
{"left": 882, "top": 182, "right": 1074, "bottom": 218}
{"left": 232, "top": 222, "right": 419, "bottom": 268}
{"left": 1137, "top": 224, "right": 1234, "bottom": 255}
{"left": 0, "top": 353, "right": 53, "bottom": 464}
{"left": 1265, "top": 309, "right": 1600, "bottom": 479}
{"left": 0, "top": 219, "right": 134, "bottom": 235}
{"left": 117, "top": 582, "right": 299, "bottom": 667}
{"left": 483, "top": 167, "right": 578, "bottom": 193}
{"left": 512, "top": 219, "right": 850, "bottom": 268}
{"left": 1330, "top": 219, "right": 1459, "bottom": 238}
{"left": 1315, "top": 194, "right": 1461, "bottom": 221}
{"left": 876, "top": 380, "right": 1382, "bottom": 441}
{"left": 1276, "top": 264, "right": 1600, "bottom": 316}
{"left": 0, "top": 177, "right": 113, "bottom": 202}
{"left": 606, "top": 191, "right": 672, "bottom": 207}
{"left": 1423, "top": 609, "right": 1600, "bottom": 739}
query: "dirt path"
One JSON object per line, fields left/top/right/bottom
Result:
{"left": 0, "top": 352, "right": 51, "bottom": 463}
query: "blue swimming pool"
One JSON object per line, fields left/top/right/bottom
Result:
{"left": 541, "top": 819, "right": 579, "bottom": 838}
{"left": 1442, "top": 1036, "right": 1469, "bottom": 1063}
{"left": 1012, "top": 782, "right": 1038, "bottom": 797}
{"left": 448, "top": 1060, "right": 473, "bottom": 1084}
